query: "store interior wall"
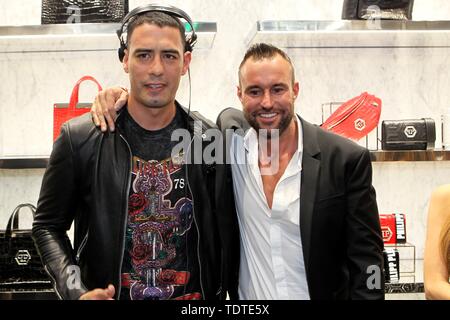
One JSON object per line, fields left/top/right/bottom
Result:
{"left": 1, "top": 0, "right": 450, "bottom": 261}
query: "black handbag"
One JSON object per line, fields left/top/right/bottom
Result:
{"left": 381, "top": 118, "right": 436, "bottom": 150}
{"left": 0, "top": 204, "right": 52, "bottom": 291}
{"left": 41, "top": 0, "right": 129, "bottom": 24}
{"left": 342, "top": 0, "right": 414, "bottom": 20}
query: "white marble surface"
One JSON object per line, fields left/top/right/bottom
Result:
{"left": 252, "top": 28, "right": 450, "bottom": 48}
{"left": 0, "top": 169, "right": 45, "bottom": 228}
{"left": 0, "top": 50, "right": 128, "bottom": 156}
{"left": 2, "top": 0, "right": 450, "bottom": 262}
{"left": 373, "top": 162, "right": 450, "bottom": 259}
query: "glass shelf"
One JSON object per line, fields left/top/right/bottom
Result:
{"left": 0, "top": 156, "right": 49, "bottom": 169}
{"left": 2, "top": 149, "right": 450, "bottom": 168}
{"left": 0, "top": 22, "right": 217, "bottom": 53}
{"left": 370, "top": 149, "right": 450, "bottom": 162}
{"left": 249, "top": 20, "right": 450, "bottom": 48}
{"left": 385, "top": 282, "right": 424, "bottom": 294}
{"left": 384, "top": 244, "right": 423, "bottom": 294}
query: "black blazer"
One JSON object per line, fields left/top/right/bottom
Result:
{"left": 217, "top": 107, "right": 385, "bottom": 300}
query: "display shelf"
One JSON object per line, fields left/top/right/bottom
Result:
{"left": 0, "top": 156, "right": 49, "bottom": 169}
{"left": 3, "top": 150, "right": 449, "bottom": 168}
{"left": 249, "top": 20, "right": 450, "bottom": 48}
{"left": 385, "top": 282, "right": 424, "bottom": 294}
{"left": 385, "top": 242, "right": 416, "bottom": 276}
{"left": 370, "top": 149, "right": 450, "bottom": 162}
{"left": 0, "top": 22, "right": 217, "bottom": 53}
{"left": 384, "top": 256, "right": 424, "bottom": 294}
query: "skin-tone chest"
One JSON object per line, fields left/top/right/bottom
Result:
{"left": 259, "top": 148, "right": 295, "bottom": 209}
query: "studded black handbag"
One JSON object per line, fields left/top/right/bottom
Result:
{"left": 0, "top": 204, "right": 51, "bottom": 291}
{"left": 342, "top": 0, "right": 414, "bottom": 20}
{"left": 381, "top": 118, "right": 436, "bottom": 150}
{"left": 41, "top": 0, "right": 129, "bottom": 24}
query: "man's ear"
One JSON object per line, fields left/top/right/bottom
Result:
{"left": 293, "top": 82, "right": 299, "bottom": 99}
{"left": 237, "top": 85, "right": 243, "bottom": 103}
{"left": 123, "top": 49, "right": 129, "bottom": 73}
{"left": 181, "top": 51, "right": 192, "bottom": 75}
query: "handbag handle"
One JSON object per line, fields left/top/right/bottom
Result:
{"left": 68, "top": 75, "right": 103, "bottom": 110}
{"left": 5, "top": 203, "right": 37, "bottom": 237}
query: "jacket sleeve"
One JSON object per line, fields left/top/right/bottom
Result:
{"left": 214, "top": 162, "right": 240, "bottom": 300}
{"left": 215, "top": 110, "right": 241, "bottom": 300}
{"left": 32, "top": 124, "right": 88, "bottom": 300}
{"left": 345, "top": 148, "right": 385, "bottom": 299}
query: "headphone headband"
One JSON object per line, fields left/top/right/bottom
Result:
{"left": 117, "top": 4, "right": 197, "bottom": 62}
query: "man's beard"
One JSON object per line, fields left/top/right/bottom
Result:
{"left": 244, "top": 109, "right": 294, "bottom": 139}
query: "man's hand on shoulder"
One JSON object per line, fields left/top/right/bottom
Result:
{"left": 91, "top": 87, "right": 128, "bottom": 132}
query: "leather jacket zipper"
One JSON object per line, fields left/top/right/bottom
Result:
{"left": 186, "top": 134, "right": 206, "bottom": 299}
{"left": 75, "top": 232, "right": 89, "bottom": 264}
{"left": 44, "top": 264, "right": 63, "bottom": 300}
{"left": 117, "top": 133, "right": 133, "bottom": 299}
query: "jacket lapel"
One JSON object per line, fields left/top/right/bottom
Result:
{"left": 299, "top": 116, "right": 321, "bottom": 275}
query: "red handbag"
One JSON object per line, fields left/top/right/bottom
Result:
{"left": 53, "top": 76, "right": 102, "bottom": 141}
{"left": 321, "top": 92, "right": 382, "bottom": 141}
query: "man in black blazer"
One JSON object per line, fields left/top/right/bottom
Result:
{"left": 89, "top": 43, "right": 384, "bottom": 300}
{"left": 216, "top": 43, "right": 384, "bottom": 300}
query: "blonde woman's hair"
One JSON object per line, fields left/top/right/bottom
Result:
{"left": 441, "top": 215, "right": 450, "bottom": 273}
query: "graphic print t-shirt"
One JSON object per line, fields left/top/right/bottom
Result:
{"left": 119, "top": 106, "right": 201, "bottom": 300}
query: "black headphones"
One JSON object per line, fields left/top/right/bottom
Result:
{"left": 116, "top": 4, "right": 197, "bottom": 62}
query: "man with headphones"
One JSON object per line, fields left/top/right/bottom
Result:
{"left": 32, "top": 4, "right": 238, "bottom": 300}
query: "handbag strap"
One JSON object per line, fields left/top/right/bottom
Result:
{"left": 323, "top": 92, "right": 368, "bottom": 130}
{"left": 68, "top": 75, "right": 103, "bottom": 110}
{"left": 5, "top": 203, "right": 37, "bottom": 237}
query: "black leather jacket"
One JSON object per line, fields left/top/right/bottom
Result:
{"left": 32, "top": 106, "right": 237, "bottom": 300}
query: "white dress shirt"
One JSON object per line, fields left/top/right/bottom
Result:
{"left": 230, "top": 117, "right": 310, "bottom": 300}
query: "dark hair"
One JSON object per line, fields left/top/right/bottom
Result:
{"left": 238, "top": 43, "right": 295, "bottom": 84}
{"left": 126, "top": 11, "right": 186, "bottom": 51}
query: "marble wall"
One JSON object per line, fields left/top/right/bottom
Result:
{"left": 1, "top": 0, "right": 450, "bottom": 261}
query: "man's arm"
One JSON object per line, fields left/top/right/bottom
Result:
{"left": 91, "top": 87, "right": 128, "bottom": 132}
{"left": 32, "top": 124, "right": 116, "bottom": 300}
{"left": 32, "top": 124, "right": 89, "bottom": 299}
{"left": 345, "top": 148, "right": 385, "bottom": 299}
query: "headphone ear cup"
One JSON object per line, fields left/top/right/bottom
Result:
{"left": 185, "top": 42, "right": 192, "bottom": 53}
{"left": 185, "top": 34, "right": 197, "bottom": 52}
{"left": 118, "top": 46, "right": 125, "bottom": 62}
